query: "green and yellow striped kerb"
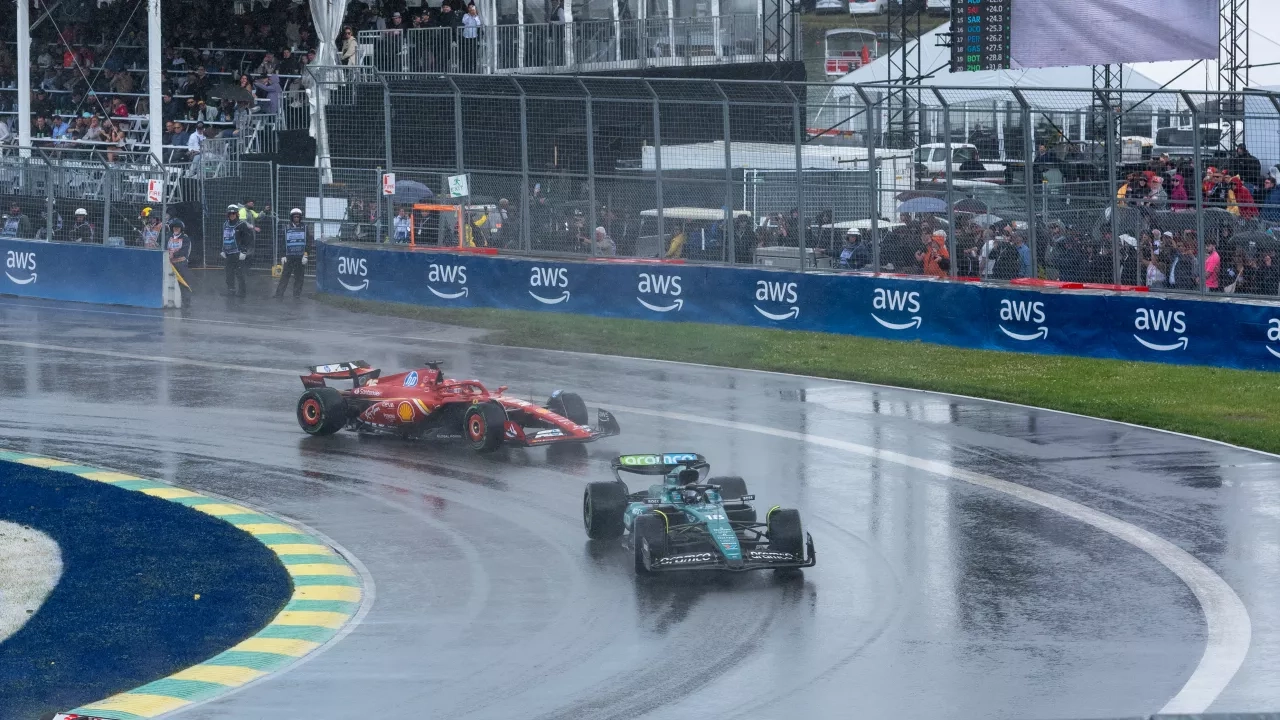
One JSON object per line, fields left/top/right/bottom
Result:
{"left": 0, "top": 449, "right": 364, "bottom": 720}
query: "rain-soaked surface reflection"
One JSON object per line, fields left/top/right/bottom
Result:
{"left": 0, "top": 277, "right": 1278, "bottom": 719}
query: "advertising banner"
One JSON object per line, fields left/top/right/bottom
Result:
{"left": 317, "top": 243, "right": 1280, "bottom": 372}
{"left": 1, "top": 238, "right": 166, "bottom": 308}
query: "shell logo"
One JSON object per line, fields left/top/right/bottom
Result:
{"left": 397, "top": 401, "right": 415, "bottom": 422}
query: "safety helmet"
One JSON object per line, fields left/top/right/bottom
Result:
{"left": 74, "top": 208, "right": 87, "bottom": 216}
{"left": 226, "top": 204, "right": 239, "bottom": 214}
{"left": 141, "top": 206, "right": 152, "bottom": 217}
{"left": 170, "top": 218, "right": 185, "bottom": 230}
{"left": 290, "top": 207, "right": 302, "bottom": 217}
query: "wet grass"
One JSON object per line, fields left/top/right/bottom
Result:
{"left": 319, "top": 295, "right": 1280, "bottom": 455}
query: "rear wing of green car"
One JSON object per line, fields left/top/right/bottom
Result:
{"left": 610, "top": 453, "right": 709, "bottom": 479}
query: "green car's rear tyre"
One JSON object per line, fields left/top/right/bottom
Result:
{"left": 547, "top": 391, "right": 589, "bottom": 426}
{"left": 767, "top": 508, "right": 804, "bottom": 559}
{"left": 710, "top": 476, "right": 755, "bottom": 522}
{"left": 633, "top": 513, "right": 668, "bottom": 575}
{"left": 297, "top": 387, "right": 347, "bottom": 436}
{"left": 584, "top": 481, "right": 628, "bottom": 539}
{"left": 463, "top": 401, "right": 507, "bottom": 453}
{"left": 708, "top": 475, "right": 748, "bottom": 500}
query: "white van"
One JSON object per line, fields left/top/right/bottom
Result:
{"left": 848, "top": 0, "right": 887, "bottom": 15}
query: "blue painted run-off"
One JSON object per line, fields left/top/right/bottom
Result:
{"left": 0, "top": 460, "right": 292, "bottom": 720}
{"left": 1, "top": 237, "right": 165, "bottom": 307}
{"left": 316, "top": 243, "right": 1280, "bottom": 372}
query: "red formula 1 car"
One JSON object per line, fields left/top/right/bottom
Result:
{"left": 295, "top": 361, "right": 620, "bottom": 452}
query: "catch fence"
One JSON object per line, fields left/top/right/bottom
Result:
{"left": 300, "top": 72, "right": 1280, "bottom": 298}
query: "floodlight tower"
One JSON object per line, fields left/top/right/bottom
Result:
{"left": 885, "top": 0, "right": 924, "bottom": 147}
{"left": 1218, "top": 0, "right": 1248, "bottom": 145}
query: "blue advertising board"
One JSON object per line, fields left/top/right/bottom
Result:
{"left": 0, "top": 237, "right": 166, "bottom": 308}
{"left": 317, "top": 243, "right": 1280, "bottom": 372}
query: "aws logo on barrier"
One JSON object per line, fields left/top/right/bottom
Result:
{"left": 637, "top": 272, "right": 682, "bottom": 312}
{"left": 998, "top": 299, "right": 1048, "bottom": 341}
{"left": 5, "top": 250, "right": 37, "bottom": 285}
{"left": 1133, "top": 308, "right": 1188, "bottom": 351}
{"left": 427, "top": 263, "right": 468, "bottom": 299}
{"left": 1268, "top": 319, "right": 1280, "bottom": 359}
{"left": 529, "top": 266, "right": 570, "bottom": 305}
{"left": 754, "top": 280, "right": 799, "bottom": 321}
{"left": 336, "top": 256, "right": 367, "bottom": 291}
{"left": 871, "top": 288, "right": 921, "bottom": 330}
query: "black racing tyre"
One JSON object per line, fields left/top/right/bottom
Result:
{"left": 766, "top": 507, "right": 805, "bottom": 559}
{"left": 546, "top": 391, "right": 589, "bottom": 426}
{"left": 463, "top": 401, "right": 507, "bottom": 453}
{"left": 583, "top": 481, "right": 628, "bottom": 540}
{"left": 708, "top": 476, "right": 748, "bottom": 501}
{"left": 633, "top": 513, "right": 668, "bottom": 575}
{"left": 297, "top": 388, "right": 347, "bottom": 436}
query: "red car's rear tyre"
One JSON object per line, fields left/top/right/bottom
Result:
{"left": 463, "top": 401, "right": 507, "bottom": 453}
{"left": 297, "top": 388, "right": 347, "bottom": 436}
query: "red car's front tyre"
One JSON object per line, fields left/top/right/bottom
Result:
{"left": 463, "top": 401, "right": 507, "bottom": 453}
{"left": 297, "top": 388, "right": 347, "bottom": 436}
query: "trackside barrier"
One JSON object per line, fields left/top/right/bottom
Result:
{"left": 0, "top": 237, "right": 174, "bottom": 308}
{"left": 317, "top": 243, "right": 1280, "bottom": 373}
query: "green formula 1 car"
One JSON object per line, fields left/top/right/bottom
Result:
{"left": 582, "top": 452, "right": 816, "bottom": 575}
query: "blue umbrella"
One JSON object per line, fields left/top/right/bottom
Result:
{"left": 896, "top": 196, "right": 947, "bottom": 214}
{"left": 392, "top": 180, "right": 434, "bottom": 204}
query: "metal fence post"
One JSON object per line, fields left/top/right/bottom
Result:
{"left": 448, "top": 76, "right": 465, "bottom": 177}
{"left": 1188, "top": 94, "right": 1206, "bottom": 294}
{"left": 269, "top": 162, "right": 278, "bottom": 259}
{"left": 717, "top": 81, "right": 734, "bottom": 264}
{"left": 518, "top": 79, "right": 531, "bottom": 252}
{"left": 103, "top": 167, "right": 112, "bottom": 245}
{"left": 791, "top": 83, "right": 805, "bottom": 272}
{"left": 646, "top": 80, "right": 663, "bottom": 251}
{"left": 1099, "top": 90, "right": 1119, "bottom": 285}
{"left": 935, "top": 88, "right": 955, "bottom": 278}
{"left": 318, "top": 166, "right": 326, "bottom": 242}
{"left": 1012, "top": 89, "right": 1037, "bottom": 276}
{"left": 856, "top": 85, "right": 879, "bottom": 272}
{"left": 578, "top": 79, "right": 598, "bottom": 257}
{"left": 382, "top": 82, "right": 394, "bottom": 170}
{"left": 44, "top": 161, "right": 54, "bottom": 241}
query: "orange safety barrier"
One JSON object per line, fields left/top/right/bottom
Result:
{"left": 408, "top": 203, "right": 465, "bottom": 248}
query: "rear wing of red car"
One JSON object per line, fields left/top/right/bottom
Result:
{"left": 301, "top": 361, "right": 381, "bottom": 389}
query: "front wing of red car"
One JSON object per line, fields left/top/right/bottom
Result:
{"left": 502, "top": 407, "right": 621, "bottom": 447}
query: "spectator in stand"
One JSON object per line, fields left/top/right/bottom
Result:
{"left": 340, "top": 26, "right": 358, "bottom": 65}
{"left": 31, "top": 116, "right": 52, "bottom": 144}
{"left": 279, "top": 48, "right": 302, "bottom": 77}
{"left": 186, "top": 121, "right": 206, "bottom": 159}
{"left": 1233, "top": 144, "right": 1263, "bottom": 191}
{"left": 51, "top": 115, "right": 70, "bottom": 144}
{"left": 1204, "top": 239, "right": 1221, "bottom": 291}
{"left": 461, "top": 4, "right": 483, "bottom": 73}
{"left": 102, "top": 119, "right": 126, "bottom": 162}
{"left": 587, "top": 226, "right": 616, "bottom": 256}
{"left": 1147, "top": 175, "right": 1168, "bottom": 209}
{"left": 1253, "top": 247, "right": 1280, "bottom": 296}
{"left": 1012, "top": 233, "right": 1032, "bottom": 278}
{"left": 254, "top": 72, "right": 282, "bottom": 114}
{"left": 255, "top": 52, "right": 279, "bottom": 76}
{"left": 916, "top": 229, "right": 950, "bottom": 278}
{"left": 1169, "top": 173, "right": 1190, "bottom": 210}
{"left": 2, "top": 203, "right": 31, "bottom": 239}
{"left": 392, "top": 207, "right": 412, "bottom": 243}
{"left": 69, "top": 208, "right": 95, "bottom": 243}
{"left": 1230, "top": 176, "right": 1258, "bottom": 219}
{"left": 1261, "top": 177, "right": 1280, "bottom": 223}
{"left": 1166, "top": 235, "right": 1199, "bottom": 290}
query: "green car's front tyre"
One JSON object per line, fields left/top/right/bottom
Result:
{"left": 633, "top": 513, "right": 668, "bottom": 575}
{"left": 767, "top": 508, "right": 805, "bottom": 560}
{"left": 584, "top": 481, "right": 628, "bottom": 539}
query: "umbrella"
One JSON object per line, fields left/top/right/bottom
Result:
{"left": 894, "top": 190, "right": 938, "bottom": 202}
{"left": 392, "top": 180, "right": 434, "bottom": 204}
{"left": 969, "top": 213, "right": 1004, "bottom": 228}
{"left": 209, "top": 84, "right": 257, "bottom": 103}
{"left": 954, "top": 198, "right": 988, "bottom": 213}
{"left": 896, "top": 196, "right": 947, "bottom": 214}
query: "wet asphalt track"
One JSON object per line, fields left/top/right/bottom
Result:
{"left": 1, "top": 272, "right": 1279, "bottom": 720}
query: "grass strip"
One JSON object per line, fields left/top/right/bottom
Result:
{"left": 319, "top": 295, "right": 1280, "bottom": 455}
